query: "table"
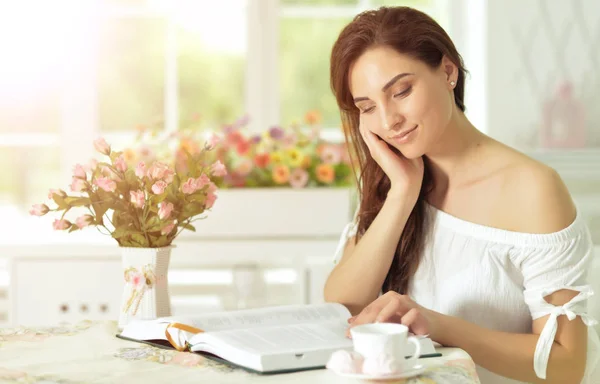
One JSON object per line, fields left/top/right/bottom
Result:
{"left": 0, "top": 321, "right": 480, "bottom": 383}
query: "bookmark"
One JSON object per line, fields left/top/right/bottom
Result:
{"left": 165, "top": 322, "right": 204, "bottom": 351}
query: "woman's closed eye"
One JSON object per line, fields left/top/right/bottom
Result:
{"left": 360, "top": 106, "right": 375, "bottom": 114}
{"left": 358, "top": 86, "right": 412, "bottom": 114}
{"left": 393, "top": 86, "right": 412, "bottom": 98}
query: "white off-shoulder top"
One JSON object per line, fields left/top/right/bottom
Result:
{"left": 333, "top": 203, "right": 599, "bottom": 383}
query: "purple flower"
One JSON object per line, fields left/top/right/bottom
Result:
{"left": 269, "top": 126, "right": 285, "bottom": 140}
{"left": 250, "top": 135, "right": 262, "bottom": 144}
{"left": 234, "top": 114, "right": 250, "bottom": 128}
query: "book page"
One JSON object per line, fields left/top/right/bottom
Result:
{"left": 172, "top": 302, "right": 351, "bottom": 332}
{"left": 190, "top": 319, "right": 353, "bottom": 355}
{"left": 119, "top": 303, "right": 350, "bottom": 343}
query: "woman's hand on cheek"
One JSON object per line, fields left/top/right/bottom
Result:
{"left": 359, "top": 121, "right": 424, "bottom": 204}
{"left": 346, "top": 291, "right": 434, "bottom": 338}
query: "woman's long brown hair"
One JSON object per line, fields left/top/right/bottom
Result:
{"left": 330, "top": 7, "right": 467, "bottom": 294}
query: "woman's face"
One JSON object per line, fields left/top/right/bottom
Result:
{"left": 349, "top": 45, "right": 457, "bottom": 159}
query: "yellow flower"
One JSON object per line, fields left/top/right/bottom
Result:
{"left": 272, "top": 165, "right": 290, "bottom": 184}
{"left": 270, "top": 151, "right": 284, "bottom": 164}
{"left": 285, "top": 148, "right": 304, "bottom": 168}
{"left": 316, "top": 163, "right": 335, "bottom": 184}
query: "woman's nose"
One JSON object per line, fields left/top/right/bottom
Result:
{"left": 381, "top": 108, "right": 402, "bottom": 131}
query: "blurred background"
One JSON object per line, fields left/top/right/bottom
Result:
{"left": 0, "top": 0, "right": 598, "bottom": 326}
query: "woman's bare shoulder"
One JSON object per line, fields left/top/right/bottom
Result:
{"left": 494, "top": 145, "right": 577, "bottom": 234}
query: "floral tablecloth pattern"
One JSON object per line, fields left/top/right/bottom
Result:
{"left": 0, "top": 321, "right": 480, "bottom": 383}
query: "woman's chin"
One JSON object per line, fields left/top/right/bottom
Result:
{"left": 395, "top": 144, "right": 425, "bottom": 160}
{"left": 388, "top": 132, "right": 425, "bottom": 159}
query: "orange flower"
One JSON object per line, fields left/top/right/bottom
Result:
{"left": 123, "top": 148, "right": 137, "bottom": 164}
{"left": 180, "top": 138, "right": 200, "bottom": 155}
{"left": 254, "top": 153, "right": 270, "bottom": 168}
{"left": 272, "top": 165, "right": 290, "bottom": 184}
{"left": 316, "top": 164, "right": 335, "bottom": 184}
{"left": 304, "top": 110, "right": 322, "bottom": 125}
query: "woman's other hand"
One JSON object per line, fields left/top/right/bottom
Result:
{"left": 346, "top": 291, "right": 437, "bottom": 339}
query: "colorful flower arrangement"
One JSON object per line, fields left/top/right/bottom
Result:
{"left": 125, "top": 111, "right": 355, "bottom": 189}
{"left": 29, "top": 138, "right": 226, "bottom": 247}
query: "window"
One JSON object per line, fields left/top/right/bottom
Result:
{"left": 176, "top": 1, "right": 247, "bottom": 130}
{"left": 279, "top": 0, "right": 442, "bottom": 133}
{"left": 280, "top": 17, "right": 351, "bottom": 128}
{"left": 98, "top": 17, "right": 166, "bottom": 132}
{"left": 0, "top": 2, "right": 69, "bottom": 208}
{"left": 0, "top": 0, "right": 440, "bottom": 223}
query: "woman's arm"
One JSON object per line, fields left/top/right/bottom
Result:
{"left": 433, "top": 289, "right": 587, "bottom": 384}
{"left": 348, "top": 290, "right": 588, "bottom": 383}
{"left": 324, "top": 190, "right": 412, "bottom": 315}
{"left": 324, "top": 122, "right": 424, "bottom": 315}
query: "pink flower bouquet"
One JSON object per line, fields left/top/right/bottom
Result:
{"left": 29, "top": 137, "right": 226, "bottom": 248}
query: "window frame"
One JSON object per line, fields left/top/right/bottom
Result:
{"left": 0, "top": 0, "right": 444, "bottom": 207}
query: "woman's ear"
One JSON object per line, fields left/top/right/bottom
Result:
{"left": 441, "top": 55, "right": 458, "bottom": 84}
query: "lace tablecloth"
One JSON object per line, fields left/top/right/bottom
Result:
{"left": 0, "top": 321, "right": 480, "bottom": 383}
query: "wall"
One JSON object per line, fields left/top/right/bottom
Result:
{"left": 486, "top": 0, "right": 600, "bottom": 150}
{"left": 449, "top": 0, "right": 600, "bottom": 243}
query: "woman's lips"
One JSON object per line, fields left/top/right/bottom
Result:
{"left": 388, "top": 125, "right": 418, "bottom": 143}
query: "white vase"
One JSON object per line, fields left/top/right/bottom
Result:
{"left": 118, "top": 246, "right": 172, "bottom": 329}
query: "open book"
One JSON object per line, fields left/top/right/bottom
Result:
{"left": 117, "top": 303, "right": 438, "bottom": 374}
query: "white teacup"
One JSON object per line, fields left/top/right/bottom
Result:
{"left": 350, "top": 323, "right": 421, "bottom": 365}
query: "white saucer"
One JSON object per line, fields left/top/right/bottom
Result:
{"left": 333, "top": 364, "right": 426, "bottom": 381}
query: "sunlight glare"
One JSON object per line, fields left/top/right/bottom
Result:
{"left": 150, "top": 0, "right": 247, "bottom": 54}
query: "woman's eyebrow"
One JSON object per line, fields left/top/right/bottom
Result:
{"left": 353, "top": 73, "right": 414, "bottom": 103}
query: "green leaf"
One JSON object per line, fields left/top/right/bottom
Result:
{"left": 155, "top": 235, "right": 169, "bottom": 247}
{"left": 120, "top": 239, "right": 135, "bottom": 247}
{"left": 152, "top": 193, "right": 168, "bottom": 204}
{"left": 52, "top": 195, "right": 69, "bottom": 210}
{"left": 64, "top": 197, "right": 90, "bottom": 207}
{"left": 172, "top": 174, "right": 181, "bottom": 192}
{"left": 179, "top": 202, "right": 205, "bottom": 221}
{"left": 145, "top": 216, "right": 162, "bottom": 231}
{"left": 131, "top": 233, "right": 149, "bottom": 247}
{"left": 112, "top": 226, "right": 136, "bottom": 239}
{"left": 180, "top": 222, "right": 196, "bottom": 232}
{"left": 109, "top": 151, "right": 123, "bottom": 163}
{"left": 112, "top": 200, "right": 129, "bottom": 212}
{"left": 90, "top": 190, "right": 112, "bottom": 220}
{"left": 188, "top": 192, "right": 206, "bottom": 203}
{"left": 167, "top": 180, "right": 180, "bottom": 201}
{"left": 125, "top": 169, "right": 140, "bottom": 188}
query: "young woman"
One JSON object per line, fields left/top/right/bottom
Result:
{"left": 324, "top": 6, "right": 598, "bottom": 384}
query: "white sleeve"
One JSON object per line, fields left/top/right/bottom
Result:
{"left": 332, "top": 206, "right": 359, "bottom": 265}
{"left": 512, "top": 220, "right": 598, "bottom": 380}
